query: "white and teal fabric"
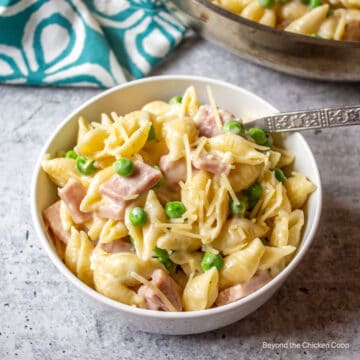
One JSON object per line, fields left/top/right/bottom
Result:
{"left": 0, "top": 0, "right": 185, "bottom": 87}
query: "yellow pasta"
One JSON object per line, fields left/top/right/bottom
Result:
{"left": 65, "top": 227, "right": 94, "bottom": 287}
{"left": 42, "top": 157, "right": 86, "bottom": 187}
{"left": 126, "top": 190, "right": 168, "bottom": 260}
{"left": 285, "top": 171, "right": 317, "bottom": 209}
{"left": 183, "top": 267, "right": 219, "bottom": 311}
{"left": 220, "top": 238, "right": 266, "bottom": 289}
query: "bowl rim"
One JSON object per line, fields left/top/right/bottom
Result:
{"left": 31, "top": 75, "right": 322, "bottom": 319}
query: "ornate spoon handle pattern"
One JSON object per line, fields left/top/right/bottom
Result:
{"left": 248, "top": 105, "right": 360, "bottom": 133}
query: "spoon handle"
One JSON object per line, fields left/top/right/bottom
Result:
{"left": 249, "top": 105, "right": 360, "bottom": 133}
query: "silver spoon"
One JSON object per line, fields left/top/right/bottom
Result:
{"left": 244, "top": 105, "right": 360, "bottom": 132}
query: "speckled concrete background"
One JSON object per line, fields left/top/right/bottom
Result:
{"left": 1, "top": 36, "right": 359, "bottom": 360}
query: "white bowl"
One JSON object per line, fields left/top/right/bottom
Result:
{"left": 31, "top": 75, "right": 322, "bottom": 335}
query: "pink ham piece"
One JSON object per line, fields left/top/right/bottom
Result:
{"left": 100, "top": 239, "right": 134, "bottom": 254}
{"left": 138, "top": 269, "right": 183, "bottom": 311}
{"left": 42, "top": 201, "right": 69, "bottom": 244}
{"left": 194, "top": 104, "right": 235, "bottom": 137}
{"left": 58, "top": 179, "right": 92, "bottom": 224}
{"left": 95, "top": 198, "right": 126, "bottom": 220}
{"left": 192, "top": 150, "right": 232, "bottom": 175}
{"left": 100, "top": 160, "right": 161, "bottom": 203}
{"left": 159, "top": 155, "right": 187, "bottom": 188}
{"left": 216, "top": 272, "right": 272, "bottom": 306}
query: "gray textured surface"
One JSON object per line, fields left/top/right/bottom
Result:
{"left": 1, "top": 37, "right": 360, "bottom": 360}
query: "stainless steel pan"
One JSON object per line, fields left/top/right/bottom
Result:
{"left": 168, "top": 0, "right": 360, "bottom": 81}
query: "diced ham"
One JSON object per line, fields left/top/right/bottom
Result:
{"left": 216, "top": 272, "right": 272, "bottom": 306}
{"left": 344, "top": 22, "right": 360, "bottom": 41}
{"left": 95, "top": 198, "right": 126, "bottom": 220}
{"left": 159, "top": 155, "right": 187, "bottom": 188}
{"left": 58, "top": 179, "right": 91, "bottom": 224}
{"left": 138, "top": 269, "right": 183, "bottom": 311}
{"left": 42, "top": 201, "right": 69, "bottom": 244}
{"left": 100, "top": 239, "right": 134, "bottom": 254}
{"left": 194, "top": 104, "right": 235, "bottom": 138}
{"left": 100, "top": 160, "right": 161, "bottom": 203}
{"left": 138, "top": 285, "right": 164, "bottom": 310}
{"left": 192, "top": 150, "right": 232, "bottom": 175}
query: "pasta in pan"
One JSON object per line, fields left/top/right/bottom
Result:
{"left": 210, "top": 0, "right": 360, "bottom": 41}
{"left": 42, "top": 86, "right": 316, "bottom": 312}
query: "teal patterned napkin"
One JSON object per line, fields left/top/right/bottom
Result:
{"left": 0, "top": 0, "right": 185, "bottom": 87}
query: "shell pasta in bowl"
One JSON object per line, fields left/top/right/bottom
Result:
{"left": 31, "top": 76, "right": 321, "bottom": 334}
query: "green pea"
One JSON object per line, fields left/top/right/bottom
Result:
{"left": 223, "top": 120, "right": 244, "bottom": 136}
{"left": 76, "top": 156, "right": 96, "bottom": 175}
{"left": 258, "top": 0, "right": 275, "bottom": 8}
{"left": 201, "top": 252, "right": 224, "bottom": 272}
{"left": 129, "top": 207, "right": 147, "bottom": 226}
{"left": 154, "top": 247, "right": 175, "bottom": 271}
{"left": 165, "top": 201, "right": 186, "bottom": 219}
{"left": 169, "top": 96, "right": 182, "bottom": 104}
{"left": 263, "top": 135, "right": 273, "bottom": 147}
{"left": 248, "top": 127, "right": 268, "bottom": 145}
{"left": 147, "top": 125, "right": 156, "bottom": 142}
{"left": 311, "top": 33, "right": 321, "bottom": 38}
{"left": 274, "top": 168, "right": 286, "bottom": 183}
{"left": 309, "top": 0, "right": 322, "bottom": 8}
{"left": 244, "top": 182, "right": 263, "bottom": 209}
{"left": 65, "top": 150, "right": 78, "bottom": 160}
{"left": 230, "top": 199, "right": 246, "bottom": 217}
{"left": 245, "top": 182, "right": 263, "bottom": 199}
{"left": 113, "top": 158, "right": 134, "bottom": 177}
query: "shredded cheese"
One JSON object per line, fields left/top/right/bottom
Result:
{"left": 201, "top": 244, "right": 219, "bottom": 254}
{"left": 183, "top": 134, "right": 192, "bottom": 183}
{"left": 206, "top": 85, "right": 222, "bottom": 131}
{"left": 204, "top": 179, "right": 212, "bottom": 205}
{"left": 170, "top": 229, "right": 203, "bottom": 240}
{"left": 130, "top": 272, "right": 177, "bottom": 312}
{"left": 206, "top": 196, "right": 217, "bottom": 217}
{"left": 170, "top": 218, "right": 187, "bottom": 224}
{"left": 221, "top": 173, "right": 240, "bottom": 204}
{"left": 101, "top": 113, "right": 113, "bottom": 125}
{"left": 122, "top": 194, "right": 139, "bottom": 201}
{"left": 198, "top": 191, "right": 204, "bottom": 228}
{"left": 192, "top": 137, "right": 207, "bottom": 162}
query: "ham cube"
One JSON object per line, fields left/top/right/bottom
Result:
{"left": 100, "top": 161, "right": 161, "bottom": 203}
{"left": 100, "top": 239, "right": 134, "bottom": 254}
{"left": 95, "top": 198, "right": 126, "bottom": 220}
{"left": 58, "top": 179, "right": 92, "bottom": 224}
{"left": 138, "top": 269, "right": 183, "bottom": 311}
{"left": 42, "top": 201, "right": 69, "bottom": 244}
{"left": 194, "top": 105, "right": 235, "bottom": 138}
{"left": 159, "top": 155, "right": 187, "bottom": 188}
{"left": 216, "top": 272, "right": 272, "bottom": 306}
{"left": 192, "top": 150, "right": 232, "bottom": 175}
